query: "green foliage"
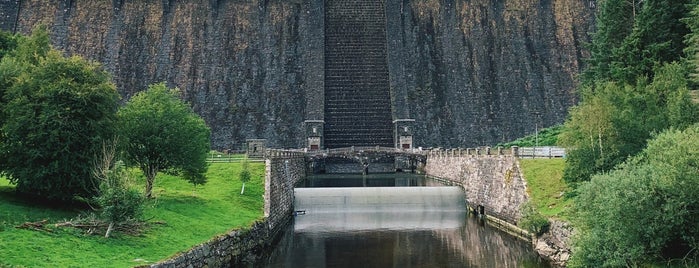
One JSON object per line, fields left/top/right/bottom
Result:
{"left": 117, "top": 82, "right": 211, "bottom": 198}
{"left": 0, "top": 162, "right": 265, "bottom": 267}
{"left": 569, "top": 124, "right": 699, "bottom": 267}
{"left": 560, "top": 63, "right": 698, "bottom": 183}
{"left": 610, "top": 0, "right": 692, "bottom": 84}
{"left": 585, "top": 0, "right": 691, "bottom": 85}
{"left": 496, "top": 125, "right": 562, "bottom": 148}
{"left": 92, "top": 142, "right": 144, "bottom": 237}
{"left": 684, "top": 3, "right": 699, "bottom": 87}
{"left": 0, "top": 30, "right": 17, "bottom": 62}
{"left": 582, "top": 0, "right": 638, "bottom": 85}
{"left": 519, "top": 201, "right": 550, "bottom": 237}
{"left": 0, "top": 27, "right": 119, "bottom": 201}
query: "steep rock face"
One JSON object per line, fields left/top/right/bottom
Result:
{"left": 387, "top": 0, "right": 594, "bottom": 146}
{"left": 6, "top": 0, "right": 594, "bottom": 149}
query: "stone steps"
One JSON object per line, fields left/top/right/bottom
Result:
{"left": 323, "top": 0, "right": 393, "bottom": 148}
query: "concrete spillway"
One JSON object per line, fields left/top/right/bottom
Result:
{"left": 293, "top": 187, "right": 466, "bottom": 232}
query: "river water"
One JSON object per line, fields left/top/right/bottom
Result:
{"left": 260, "top": 174, "right": 550, "bottom": 268}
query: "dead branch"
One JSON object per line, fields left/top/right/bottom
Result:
{"left": 16, "top": 219, "right": 51, "bottom": 232}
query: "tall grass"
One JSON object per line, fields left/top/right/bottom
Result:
{"left": 0, "top": 162, "right": 264, "bottom": 267}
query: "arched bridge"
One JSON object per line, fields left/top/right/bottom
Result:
{"left": 304, "top": 146, "right": 427, "bottom": 174}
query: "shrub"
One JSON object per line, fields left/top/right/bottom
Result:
{"left": 519, "top": 201, "right": 550, "bottom": 237}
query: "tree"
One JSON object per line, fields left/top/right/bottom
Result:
{"left": 569, "top": 124, "right": 699, "bottom": 267}
{"left": 0, "top": 30, "right": 18, "bottom": 62}
{"left": 582, "top": 0, "right": 638, "bottom": 84}
{"left": 560, "top": 63, "right": 698, "bottom": 183}
{"left": 0, "top": 27, "right": 119, "bottom": 201}
{"left": 609, "top": 0, "right": 692, "bottom": 84}
{"left": 92, "top": 140, "right": 143, "bottom": 238}
{"left": 584, "top": 0, "right": 692, "bottom": 85}
{"left": 683, "top": 2, "right": 699, "bottom": 86}
{"left": 239, "top": 159, "right": 251, "bottom": 195}
{"left": 117, "top": 83, "right": 210, "bottom": 198}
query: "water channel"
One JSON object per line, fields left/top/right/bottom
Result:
{"left": 260, "top": 174, "right": 550, "bottom": 268}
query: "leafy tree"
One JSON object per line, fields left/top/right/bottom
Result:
{"left": 569, "top": 124, "right": 699, "bottom": 267}
{"left": 239, "top": 158, "right": 251, "bottom": 195}
{"left": 117, "top": 83, "right": 210, "bottom": 198}
{"left": 561, "top": 63, "right": 698, "bottom": 183}
{"left": 0, "top": 27, "right": 119, "bottom": 201}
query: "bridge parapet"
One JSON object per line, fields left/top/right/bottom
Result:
{"left": 427, "top": 146, "right": 565, "bottom": 159}
{"left": 305, "top": 146, "right": 426, "bottom": 157}
{"left": 265, "top": 149, "right": 306, "bottom": 159}
{"left": 427, "top": 147, "right": 515, "bottom": 158}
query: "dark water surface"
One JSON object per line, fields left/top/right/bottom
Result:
{"left": 260, "top": 174, "right": 550, "bottom": 268}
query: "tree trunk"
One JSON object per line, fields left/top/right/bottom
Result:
{"left": 240, "top": 182, "right": 246, "bottom": 195}
{"left": 145, "top": 174, "right": 154, "bottom": 198}
{"left": 598, "top": 126, "right": 604, "bottom": 158}
{"left": 105, "top": 222, "right": 114, "bottom": 238}
{"left": 144, "top": 166, "right": 158, "bottom": 198}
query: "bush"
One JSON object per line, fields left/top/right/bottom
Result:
{"left": 569, "top": 124, "right": 699, "bottom": 267}
{"left": 92, "top": 142, "right": 143, "bottom": 238}
{"left": 519, "top": 201, "right": 550, "bottom": 237}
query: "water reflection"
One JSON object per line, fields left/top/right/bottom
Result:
{"left": 262, "top": 215, "right": 549, "bottom": 268}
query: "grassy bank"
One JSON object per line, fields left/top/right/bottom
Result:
{"left": 518, "top": 158, "right": 571, "bottom": 219}
{"left": 0, "top": 162, "right": 265, "bottom": 267}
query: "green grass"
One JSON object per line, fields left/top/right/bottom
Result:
{"left": 0, "top": 162, "right": 265, "bottom": 267}
{"left": 519, "top": 158, "right": 572, "bottom": 220}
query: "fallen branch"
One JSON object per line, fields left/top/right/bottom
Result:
{"left": 16, "top": 219, "right": 51, "bottom": 232}
{"left": 55, "top": 216, "right": 164, "bottom": 237}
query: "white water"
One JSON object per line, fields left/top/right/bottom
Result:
{"left": 293, "top": 186, "right": 466, "bottom": 232}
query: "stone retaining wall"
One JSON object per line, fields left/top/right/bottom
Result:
{"left": 425, "top": 149, "right": 574, "bottom": 267}
{"left": 424, "top": 151, "right": 529, "bottom": 225}
{"left": 148, "top": 150, "right": 306, "bottom": 268}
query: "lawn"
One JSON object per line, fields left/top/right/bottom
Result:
{"left": 0, "top": 162, "right": 265, "bottom": 267}
{"left": 518, "top": 158, "right": 572, "bottom": 219}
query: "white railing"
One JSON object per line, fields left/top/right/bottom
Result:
{"left": 516, "top": 146, "right": 566, "bottom": 158}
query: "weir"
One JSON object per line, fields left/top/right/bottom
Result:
{"left": 293, "top": 186, "right": 466, "bottom": 232}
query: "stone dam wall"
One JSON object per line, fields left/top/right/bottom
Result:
{"left": 424, "top": 148, "right": 528, "bottom": 226}
{"left": 425, "top": 148, "right": 574, "bottom": 267}
{"left": 148, "top": 150, "right": 305, "bottom": 268}
{"left": 3, "top": 0, "right": 595, "bottom": 149}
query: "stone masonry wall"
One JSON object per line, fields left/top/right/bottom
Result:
{"left": 264, "top": 151, "right": 306, "bottom": 231}
{"left": 149, "top": 151, "right": 306, "bottom": 268}
{"left": 10, "top": 0, "right": 593, "bottom": 149}
{"left": 0, "top": 0, "right": 19, "bottom": 32}
{"left": 425, "top": 148, "right": 574, "bottom": 267}
{"left": 424, "top": 149, "right": 528, "bottom": 225}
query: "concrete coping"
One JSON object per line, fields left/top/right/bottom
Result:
{"left": 426, "top": 146, "right": 516, "bottom": 158}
